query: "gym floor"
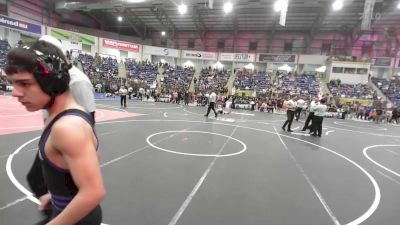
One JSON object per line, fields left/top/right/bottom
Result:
{"left": 1, "top": 95, "right": 400, "bottom": 225}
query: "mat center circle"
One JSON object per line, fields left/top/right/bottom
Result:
{"left": 146, "top": 130, "right": 247, "bottom": 157}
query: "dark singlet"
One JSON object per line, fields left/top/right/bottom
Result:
{"left": 38, "top": 109, "right": 102, "bottom": 225}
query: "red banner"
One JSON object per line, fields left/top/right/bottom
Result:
{"left": 102, "top": 39, "right": 139, "bottom": 52}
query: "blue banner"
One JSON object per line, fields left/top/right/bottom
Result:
{"left": 0, "top": 15, "right": 41, "bottom": 34}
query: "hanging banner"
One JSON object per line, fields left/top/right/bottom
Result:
{"left": 371, "top": 57, "right": 392, "bottom": 67}
{"left": 143, "top": 45, "right": 179, "bottom": 57}
{"left": 0, "top": 15, "right": 41, "bottom": 34}
{"left": 118, "top": 62, "right": 126, "bottom": 78}
{"left": 219, "top": 53, "right": 255, "bottom": 62}
{"left": 258, "top": 54, "right": 297, "bottom": 63}
{"left": 182, "top": 50, "right": 217, "bottom": 61}
{"left": 279, "top": 0, "right": 288, "bottom": 26}
{"left": 50, "top": 27, "right": 95, "bottom": 45}
{"left": 102, "top": 39, "right": 139, "bottom": 52}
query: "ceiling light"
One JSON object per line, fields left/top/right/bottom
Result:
{"left": 117, "top": 16, "right": 123, "bottom": 22}
{"left": 161, "top": 31, "right": 166, "bottom": 36}
{"left": 223, "top": 2, "right": 233, "bottom": 14}
{"left": 274, "top": 0, "right": 288, "bottom": 12}
{"left": 178, "top": 4, "right": 187, "bottom": 14}
{"left": 397, "top": 2, "right": 400, "bottom": 9}
{"left": 332, "top": 0, "right": 343, "bottom": 11}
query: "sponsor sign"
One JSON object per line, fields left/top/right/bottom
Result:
{"left": 182, "top": 50, "right": 217, "bottom": 60}
{"left": 51, "top": 27, "right": 95, "bottom": 45}
{"left": 371, "top": 57, "right": 392, "bottom": 67}
{"left": 219, "top": 53, "right": 255, "bottom": 62}
{"left": 0, "top": 15, "right": 41, "bottom": 34}
{"left": 339, "top": 98, "right": 373, "bottom": 107}
{"left": 102, "top": 39, "right": 139, "bottom": 52}
{"left": 258, "top": 54, "right": 296, "bottom": 63}
{"left": 143, "top": 45, "right": 179, "bottom": 57}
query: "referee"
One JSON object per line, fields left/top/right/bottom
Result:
{"left": 301, "top": 96, "right": 317, "bottom": 132}
{"left": 282, "top": 95, "right": 296, "bottom": 132}
{"left": 204, "top": 91, "right": 218, "bottom": 118}
{"left": 119, "top": 85, "right": 128, "bottom": 108}
{"left": 311, "top": 98, "right": 327, "bottom": 137}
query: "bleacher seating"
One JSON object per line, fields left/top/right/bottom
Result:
{"left": 198, "top": 68, "right": 230, "bottom": 93}
{"left": 0, "top": 39, "right": 11, "bottom": 69}
{"left": 234, "top": 71, "right": 271, "bottom": 90}
{"left": 99, "top": 56, "right": 118, "bottom": 77}
{"left": 162, "top": 65, "right": 194, "bottom": 92}
{"left": 77, "top": 53, "right": 95, "bottom": 75}
{"left": 77, "top": 53, "right": 121, "bottom": 92}
{"left": 125, "top": 59, "right": 158, "bottom": 86}
{"left": 0, "top": 74, "right": 8, "bottom": 85}
{"left": 372, "top": 77, "right": 400, "bottom": 105}
{"left": 327, "top": 82, "right": 374, "bottom": 99}
{"left": 277, "top": 74, "right": 320, "bottom": 96}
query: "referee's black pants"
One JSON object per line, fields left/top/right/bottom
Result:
{"left": 282, "top": 110, "right": 295, "bottom": 130}
{"left": 120, "top": 95, "right": 127, "bottom": 107}
{"left": 302, "top": 112, "right": 314, "bottom": 131}
{"left": 295, "top": 107, "right": 302, "bottom": 121}
{"left": 205, "top": 102, "right": 217, "bottom": 117}
{"left": 312, "top": 115, "right": 323, "bottom": 137}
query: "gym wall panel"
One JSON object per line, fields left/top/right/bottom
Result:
{"left": 8, "top": 0, "right": 44, "bottom": 24}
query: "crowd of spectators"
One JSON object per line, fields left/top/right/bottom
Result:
{"left": 0, "top": 39, "right": 11, "bottom": 91}
{"left": 234, "top": 70, "right": 271, "bottom": 91}
{"left": 77, "top": 53, "right": 95, "bottom": 75}
{"left": 197, "top": 67, "right": 230, "bottom": 93}
{"left": 0, "top": 39, "right": 11, "bottom": 69}
{"left": 76, "top": 53, "right": 121, "bottom": 93}
{"left": 372, "top": 77, "right": 400, "bottom": 106}
{"left": 0, "top": 73, "right": 8, "bottom": 84}
{"left": 327, "top": 81, "right": 376, "bottom": 99}
{"left": 125, "top": 59, "right": 158, "bottom": 86}
{"left": 162, "top": 65, "right": 194, "bottom": 93}
{"left": 276, "top": 73, "right": 320, "bottom": 96}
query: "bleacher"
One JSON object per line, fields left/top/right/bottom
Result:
{"left": 163, "top": 65, "right": 194, "bottom": 92}
{"left": 234, "top": 71, "right": 271, "bottom": 90}
{"left": 372, "top": 77, "right": 400, "bottom": 105}
{"left": 198, "top": 68, "right": 230, "bottom": 93}
{"left": 0, "top": 40, "right": 12, "bottom": 89}
{"left": 126, "top": 59, "right": 158, "bottom": 86}
{"left": 99, "top": 56, "right": 118, "bottom": 78}
{"left": 77, "top": 53, "right": 122, "bottom": 93}
{"left": 277, "top": 74, "right": 320, "bottom": 96}
{"left": 77, "top": 53, "right": 95, "bottom": 75}
{"left": 0, "top": 39, "right": 11, "bottom": 69}
{"left": 327, "top": 82, "right": 374, "bottom": 99}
